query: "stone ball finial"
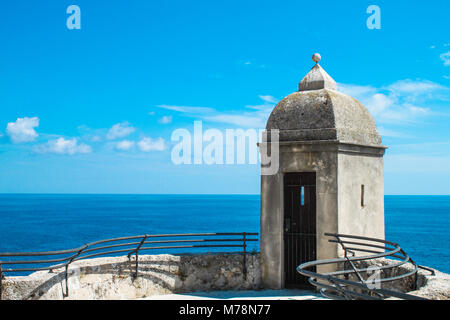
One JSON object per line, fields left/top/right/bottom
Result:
{"left": 298, "top": 53, "right": 336, "bottom": 91}
{"left": 312, "top": 53, "right": 321, "bottom": 64}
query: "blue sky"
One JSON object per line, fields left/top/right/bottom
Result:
{"left": 0, "top": 0, "right": 449, "bottom": 194}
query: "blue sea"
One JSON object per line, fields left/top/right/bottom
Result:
{"left": 0, "top": 194, "right": 448, "bottom": 274}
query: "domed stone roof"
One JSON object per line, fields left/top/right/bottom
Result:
{"left": 266, "top": 55, "right": 381, "bottom": 146}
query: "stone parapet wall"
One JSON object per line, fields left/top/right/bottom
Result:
{"left": 349, "top": 258, "right": 450, "bottom": 300}
{"left": 2, "top": 253, "right": 447, "bottom": 300}
{"left": 2, "top": 253, "right": 261, "bottom": 300}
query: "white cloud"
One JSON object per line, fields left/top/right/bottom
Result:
{"left": 158, "top": 115, "right": 172, "bottom": 124}
{"left": 203, "top": 114, "right": 266, "bottom": 128}
{"left": 407, "top": 104, "right": 430, "bottom": 115}
{"left": 206, "top": 96, "right": 276, "bottom": 128}
{"left": 90, "top": 135, "right": 102, "bottom": 142}
{"left": 258, "top": 95, "right": 278, "bottom": 104}
{"left": 440, "top": 51, "right": 450, "bottom": 66}
{"left": 387, "top": 79, "right": 445, "bottom": 95}
{"left": 339, "top": 79, "right": 448, "bottom": 124}
{"left": 365, "top": 93, "right": 394, "bottom": 115}
{"left": 158, "top": 94, "right": 277, "bottom": 129}
{"left": 6, "top": 117, "right": 39, "bottom": 143}
{"left": 35, "top": 137, "right": 92, "bottom": 155}
{"left": 106, "top": 122, "right": 135, "bottom": 140}
{"left": 76, "top": 125, "right": 104, "bottom": 142}
{"left": 239, "top": 60, "right": 267, "bottom": 69}
{"left": 116, "top": 140, "right": 135, "bottom": 151}
{"left": 338, "top": 83, "right": 377, "bottom": 97}
{"left": 157, "top": 105, "right": 215, "bottom": 114}
{"left": 137, "top": 137, "right": 165, "bottom": 152}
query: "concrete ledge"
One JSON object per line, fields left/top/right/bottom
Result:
{"left": 2, "top": 253, "right": 261, "bottom": 300}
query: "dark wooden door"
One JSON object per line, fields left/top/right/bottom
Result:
{"left": 283, "top": 172, "right": 317, "bottom": 288}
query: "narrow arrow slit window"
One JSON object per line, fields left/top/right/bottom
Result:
{"left": 361, "top": 185, "right": 365, "bottom": 207}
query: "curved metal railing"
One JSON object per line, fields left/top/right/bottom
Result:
{"left": 0, "top": 232, "right": 258, "bottom": 299}
{"left": 297, "top": 233, "right": 435, "bottom": 300}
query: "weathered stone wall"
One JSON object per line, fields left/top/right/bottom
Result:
{"left": 337, "top": 150, "right": 385, "bottom": 243}
{"left": 2, "top": 253, "right": 261, "bottom": 300}
{"left": 346, "top": 258, "right": 450, "bottom": 300}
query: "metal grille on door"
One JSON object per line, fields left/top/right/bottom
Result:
{"left": 283, "top": 172, "right": 317, "bottom": 288}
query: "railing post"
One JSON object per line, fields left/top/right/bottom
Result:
{"left": 242, "top": 232, "right": 247, "bottom": 280}
{"left": 0, "top": 264, "right": 3, "bottom": 300}
{"left": 407, "top": 256, "right": 419, "bottom": 290}
{"left": 334, "top": 234, "right": 364, "bottom": 283}
{"left": 64, "top": 245, "right": 87, "bottom": 298}
{"left": 131, "top": 235, "right": 148, "bottom": 279}
{"left": 64, "top": 264, "right": 69, "bottom": 298}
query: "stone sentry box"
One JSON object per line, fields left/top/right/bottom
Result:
{"left": 259, "top": 54, "right": 387, "bottom": 289}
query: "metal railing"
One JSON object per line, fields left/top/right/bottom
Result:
{"left": 0, "top": 232, "right": 258, "bottom": 299}
{"left": 297, "top": 233, "right": 435, "bottom": 300}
